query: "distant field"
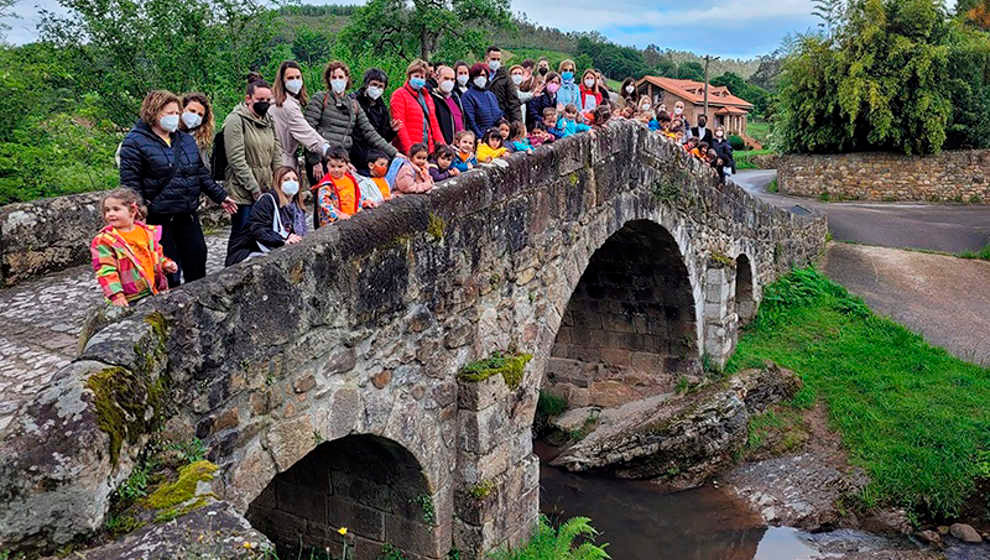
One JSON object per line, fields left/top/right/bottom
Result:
{"left": 747, "top": 119, "right": 770, "bottom": 145}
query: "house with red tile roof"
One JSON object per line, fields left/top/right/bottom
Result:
{"left": 634, "top": 76, "right": 755, "bottom": 140}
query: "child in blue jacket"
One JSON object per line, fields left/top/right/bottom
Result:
{"left": 556, "top": 104, "right": 592, "bottom": 138}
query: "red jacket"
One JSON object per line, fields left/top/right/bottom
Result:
{"left": 390, "top": 82, "right": 446, "bottom": 155}
{"left": 578, "top": 84, "right": 603, "bottom": 112}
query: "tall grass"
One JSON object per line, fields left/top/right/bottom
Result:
{"left": 726, "top": 268, "right": 990, "bottom": 518}
{"left": 958, "top": 243, "right": 990, "bottom": 261}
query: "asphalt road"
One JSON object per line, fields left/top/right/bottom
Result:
{"left": 733, "top": 169, "right": 990, "bottom": 254}
{"left": 733, "top": 170, "right": 990, "bottom": 365}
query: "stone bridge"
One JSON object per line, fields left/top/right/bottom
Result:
{"left": 0, "top": 121, "right": 825, "bottom": 559}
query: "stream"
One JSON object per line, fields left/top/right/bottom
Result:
{"left": 535, "top": 442, "right": 990, "bottom": 560}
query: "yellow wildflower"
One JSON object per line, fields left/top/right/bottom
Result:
{"left": 338, "top": 527, "right": 348, "bottom": 535}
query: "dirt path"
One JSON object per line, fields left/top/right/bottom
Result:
{"left": 822, "top": 242, "right": 990, "bottom": 366}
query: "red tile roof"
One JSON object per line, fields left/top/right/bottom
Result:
{"left": 636, "top": 76, "right": 754, "bottom": 110}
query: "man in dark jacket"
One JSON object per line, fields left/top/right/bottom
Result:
{"left": 690, "top": 114, "right": 714, "bottom": 145}
{"left": 119, "top": 111, "right": 236, "bottom": 287}
{"left": 430, "top": 65, "right": 465, "bottom": 145}
{"left": 484, "top": 46, "right": 523, "bottom": 124}
{"left": 350, "top": 68, "right": 399, "bottom": 175}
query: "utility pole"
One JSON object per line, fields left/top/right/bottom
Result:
{"left": 703, "top": 54, "right": 720, "bottom": 118}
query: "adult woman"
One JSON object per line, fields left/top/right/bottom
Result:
{"left": 579, "top": 69, "right": 602, "bottom": 112}
{"left": 595, "top": 71, "right": 612, "bottom": 105}
{"left": 390, "top": 58, "right": 446, "bottom": 154}
{"left": 617, "top": 77, "right": 636, "bottom": 110}
{"left": 510, "top": 64, "right": 541, "bottom": 106}
{"left": 711, "top": 127, "right": 736, "bottom": 178}
{"left": 178, "top": 92, "right": 215, "bottom": 168}
{"left": 461, "top": 62, "right": 503, "bottom": 138}
{"left": 526, "top": 71, "right": 560, "bottom": 131}
{"left": 269, "top": 60, "right": 330, "bottom": 177}
{"left": 222, "top": 74, "right": 284, "bottom": 237}
{"left": 351, "top": 68, "right": 401, "bottom": 174}
{"left": 304, "top": 61, "right": 397, "bottom": 177}
{"left": 454, "top": 61, "right": 471, "bottom": 97}
{"left": 556, "top": 59, "right": 581, "bottom": 111}
{"left": 119, "top": 90, "right": 236, "bottom": 287}
{"left": 225, "top": 166, "right": 305, "bottom": 267}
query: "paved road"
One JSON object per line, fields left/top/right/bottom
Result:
{"left": 735, "top": 170, "right": 990, "bottom": 365}
{"left": 734, "top": 170, "right": 990, "bottom": 254}
{"left": 0, "top": 231, "right": 230, "bottom": 434}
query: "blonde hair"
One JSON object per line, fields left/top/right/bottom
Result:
{"left": 558, "top": 59, "right": 576, "bottom": 73}
{"left": 102, "top": 188, "right": 147, "bottom": 222}
{"left": 180, "top": 92, "right": 214, "bottom": 153}
{"left": 406, "top": 58, "right": 429, "bottom": 77}
{"left": 139, "top": 90, "right": 180, "bottom": 129}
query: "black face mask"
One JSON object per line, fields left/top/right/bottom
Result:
{"left": 538, "top": 67, "right": 548, "bottom": 75}
{"left": 252, "top": 101, "right": 270, "bottom": 117}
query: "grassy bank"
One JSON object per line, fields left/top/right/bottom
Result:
{"left": 958, "top": 243, "right": 990, "bottom": 261}
{"left": 725, "top": 268, "right": 990, "bottom": 519}
{"left": 734, "top": 148, "right": 775, "bottom": 169}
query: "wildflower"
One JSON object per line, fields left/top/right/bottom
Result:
{"left": 242, "top": 541, "right": 256, "bottom": 549}
{"left": 338, "top": 527, "right": 348, "bottom": 535}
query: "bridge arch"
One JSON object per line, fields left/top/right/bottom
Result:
{"left": 543, "top": 219, "right": 700, "bottom": 408}
{"left": 246, "top": 434, "right": 442, "bottom": 560}
{"left": 735, "top": 254, "right": 756, "bottom": 325}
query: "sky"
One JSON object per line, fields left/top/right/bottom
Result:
{"left": 4, "top": 0, "right": 825, "bottom": 59}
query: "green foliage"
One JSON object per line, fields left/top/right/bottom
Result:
{"left": 727, "top": 135, "right": 746, "bottom": 151}
{"left": 775, "top": 0, "right": 962, "bottom": 155}
{"left": 734, "top": 148, "right": 776, "bottom": 170}
{"left": 412, "top": 494, "right": 436, "bottom": 525}
{"left": 459, "top": 352, "right": 532, "bottom": 389}
{"left": 118, "top": 463, "right": 151, "bottom": 501}
{"left": 957, "top": 243, "right": 990, "bottom": 260}
{"left": 676, "top": 61, "right": 705, "bottom": 81}
{"left": 575, "top": 35, "right": 655, "bottom": 79}
{"left": 143, "top": 460, "right": 218, "bottom": 510}
{"left": 469, "top": 479, "right": 495, "bottom": 499}
{"left": 339, "top": 0, "right": 513, "bottom": 62}
{"left": 710, "top": 72, "right": 770, "bottom": 116}
{"left": 166, "top": 438, "right": 207, "bottom": 464}
{"left": 379, "top": 544, "right": 407, "bottom": 560}
{"left": 537, "top": 390, "right": 568, "bottom": 417}
{"left": 291, "top": 26, "right": 334, "bottom": 65}
{"left": 490, "top": 516, "right": 610, "bottom": 560}
{"left": 726, "top": 267, "right": 990, "bottom": 517}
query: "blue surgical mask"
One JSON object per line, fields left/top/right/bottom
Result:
{"left": 410, "top": 77, "right": 426, "bottom": 90}
{"left": 281, "top": 180, "right": 300, "bottom": 197}
{"left": 561, "top": 71, "right": 574, "bottom": 82}
{"left": 488, "top": 60, "right": 501, "bottom": 72}
{"left": 181, "top": 112, "right": 202, "bottom": 130}
{"left": 159, "top": 114, "right": 180, "bottom": 133}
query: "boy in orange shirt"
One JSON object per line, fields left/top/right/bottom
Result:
{"left": 315, "top": 146, "right": 378, "bottom": 227}
{"left": 366, "top": 150, "right": 393, "bottom": 201}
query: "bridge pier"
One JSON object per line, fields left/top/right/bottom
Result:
{"left": 703, "top": 259, "right": 740, "bottom": 370}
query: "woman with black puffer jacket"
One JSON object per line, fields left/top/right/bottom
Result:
{"left": 119, "top": 90, "right": 237, "bottom": 287}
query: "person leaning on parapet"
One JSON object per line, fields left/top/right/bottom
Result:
{"left": 269, "top": 60, "right": 332, "bottom": 179}
{"left": 483, "top": 46, "right": 523, "bottom": 125}
{"left": 351, "top": 67, "right": 403, "bottom": 176}
{"left": 118, "top": 89, "right": 236, "bottom": 288}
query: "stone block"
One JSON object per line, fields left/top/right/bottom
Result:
{"left": 457, "top": 374, "right": 508, "bottom": 411}
{"left": 385, "top": 513, "right": 441, "bottom": 558}
{"left": 457, "top": 405, "right": 510, "bottom": 455}
{"left": 328, "top": 497, "right": 386, "bottom": 541}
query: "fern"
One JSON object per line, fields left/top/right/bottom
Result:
{"left": 490, "top": 516, "right": 609, "bottom": 560}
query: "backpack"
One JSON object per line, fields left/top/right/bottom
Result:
{"left": 209, "top": 127, "right": 227, "bottom": 182}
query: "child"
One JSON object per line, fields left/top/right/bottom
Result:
{"left": 497, "top": 118, "right": 511, "bottom": 142}
{"left": 528, "top": 123, "right": 555, "bottom": 147}
{"left": 592, "top": 105, "right": 611, "bottom": 128}
{"left": 315, "top": 146, "right": 377, "bottom": 227}
{"left": 226, "top": 167, "right": 305, "bottom": 266}
{"left": 429, "top": 145, "right": 461, "bottom": 182}
{"left": 556, "top": 104, "right": 592, "bottom": 138}
{"left": 394, "top": 143, "right": 435, "bottom": 193}
{"left": 91, "top": 188, "right": 177, "bottom": 307}
{"left": 508, "top": 121, "right": 534, "bottom": 153}
{"left": 366, "top": 150, "right": 393, "bottom": 201}
{"left": 542, "top": 107, "right": 566, "bottom": 139}
{"left": 477, "top": 127, "right": 509, "bottom": 165}
{"left": 684, "top": 136, "right": 699, "bottom": 154}
{"left": 453, "top": 130, "right": 479, "bottom": 172}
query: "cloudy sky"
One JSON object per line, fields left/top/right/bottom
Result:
{"left": 5, "top": 0, "right": 822, "bottom": 58}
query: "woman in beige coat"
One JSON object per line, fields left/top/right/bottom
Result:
{"left": 269, "top": 60, "right": 330, "bottom": 176}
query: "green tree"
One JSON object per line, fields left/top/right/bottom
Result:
{"left": 0, "top": 0, "right": 17, "bottom": 41}
{"left": 676, "top": 61, "right": 704, "bottom": 81}
{"left": 339, "top": 0, "right": 513, "bottom": 62}
{"left": 775, "top": 0, "right": 954, "bottom": 154}
{"left": 39, "top": 0, "right": 280, "bottom": 127}
{"left": 291, "top": 26, "right": 333, "bottom": 65}
{"left": 711, "top": 72, "right": 770, "bottom": 116}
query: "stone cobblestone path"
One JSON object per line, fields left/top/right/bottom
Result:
{"left": 0, "top": 230, "right": 229, "bottom": 433}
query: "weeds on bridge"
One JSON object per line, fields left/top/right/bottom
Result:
{"left": 726, "top": 267, "right": 990, "bottom": 519}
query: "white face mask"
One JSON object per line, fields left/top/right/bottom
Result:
{"left": 511, "top": 74, "right": 523, "bottom": 85}
{"left": 159, "top": 114, "right": 179, "bottom": 133}
{"left": 366, "top": 86, "right": 383, "bottom": 100}
{"left": 584, "top": 78, "right": 595, "bottom": 88}
{"left": 439, "top": 80, "right": 455, "bottom": 93}
{"left": 285, "top": 78, "right": 303, "bottom": 94}
{"left": 473, "top": 76, "right": 487, "bottom": 89}
{"left": 625, "top": 85, "right": 635, "bottom": 94}
{"left": 640, "top": 104, "right": 651, "bottom": 112}
{"left": 281, "top": 180, "right": 300, "bottom": 197}
{"left": 181, "top": 112, "right": 202, "bottom": 130}
{"left": 457, "top": 74, "right": 469, "bottom": 86}
{"left": 674, "top": 107, "right": 683, "bottom": 115}
{"left": 330, "top": 78, "right": 347, "bottom": 94}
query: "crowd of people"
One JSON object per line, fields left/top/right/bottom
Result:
{"left": 91, "top": 46, "right": 736, "bottom": 308}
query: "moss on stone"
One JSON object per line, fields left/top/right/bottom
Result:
{"left": 709, "top": 251, "right": 735, "bottom": 268}
{"left": 85, "top": 366, "right": 163, "bottom": 467}
{"left": 469, "top": 479, "right": 495, "bottom": 500}
{"left": 153, "top": 496, "right": 209, "bottom": 523}
{"left": 458, "top": 352, "right": 533, "bottom": 389}
{"left": 568, "top": 172, "right": 579, "bottom": 186}
{"left": 143, "top": 460, "right": 218, "bottom": 511}
{"left": 427, "top": 213, "right": 446, "bottom": 241}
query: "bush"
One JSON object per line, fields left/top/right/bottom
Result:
{"left": 489, "top": 516, "right": 609, "bottom": 560}
{"left": 728, "top": 135, "right": 745, "bottom": 150}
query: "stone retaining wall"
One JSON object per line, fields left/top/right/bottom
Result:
{"left": 0, "top": 193, "right": 229, "bottom": 287}
{"left": 777, "top": 150, "right": 990, "bottom": 202}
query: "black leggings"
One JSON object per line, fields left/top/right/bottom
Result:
{"left": 146, "top": 212, "right": 207, "bottom": 288}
